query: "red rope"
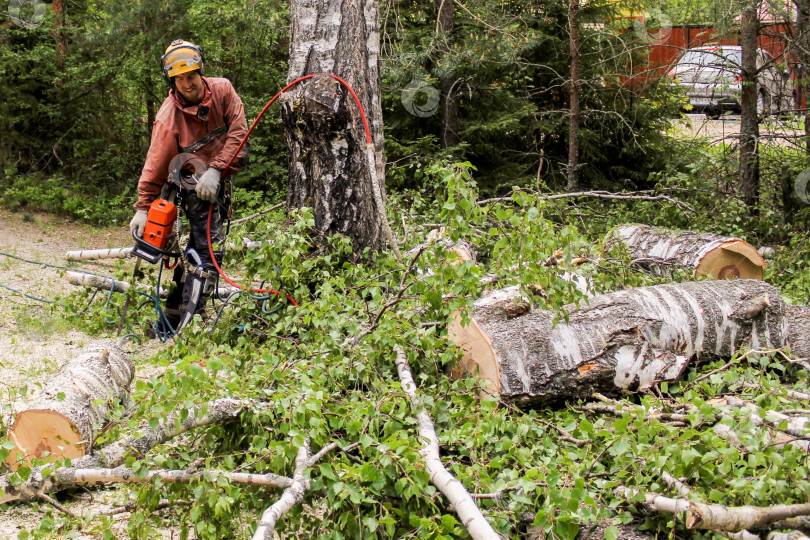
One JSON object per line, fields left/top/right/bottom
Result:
{"left": 206, "top": 73, "right": 375, "bottom": 305}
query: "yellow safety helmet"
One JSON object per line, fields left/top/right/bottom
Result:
{"left": 160, "top": 39, "right": 205, "bottom": 86}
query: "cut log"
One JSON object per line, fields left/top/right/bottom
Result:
{"left": 607, "top": 225, "right": 766, "bottom": 280}
{"left": 66, "top": 271, "right": 239, "bottom": 299}
{"left": 786, "top": 304, "right": 810, "bottom": 360}
{"left": 67, "top": 271, "right": 130, "bottom": 294}
{"left": 66, "top": 239, "right": 265, "bottom": 261}
{"left": 6, "top": 342, "right": 134, "bottom": 467}
{"left": 449, "top": 280, "right": 810, "bottom": 405}
{"left": 65, "top": 247, "right": 133, "bottom": 261}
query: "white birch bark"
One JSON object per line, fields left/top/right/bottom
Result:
{"left": 282, "top": 0, "right": 390, "bottom": 253}
{"left": 66, "top": 247, "right": 133, "bottom": 261}
{"left": 615, "top": 487, "right": 810, "bottom": 532}
{"left": 607, "top": 225, "right": 765, "bottom": 280}
{"left": 8, "top": 341, "right": 134, "bottom": 464}
{"left": 59, "top": 466, "right": 291, "bottom": 489}
{"left": 394, "top": 347, "right": 500, "bottom": 540}
{"left": 66, "top": 272, "right": 239, "bottom": 298}
{"left": 252, "top": 441, "right": 311, "bottom": 539}
{"left": 450, "top": 280, "right": 809, "bottom": 405}
{"left": 0, "top": 398, "right": 253, "bottom": 504}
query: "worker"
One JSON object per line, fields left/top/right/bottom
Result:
{"left": 129, "top": 39, "right": 249, "bottom": 334}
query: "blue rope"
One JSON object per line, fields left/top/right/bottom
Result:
{"left": 0, "top": 282, "right": 57, "bottom": 304}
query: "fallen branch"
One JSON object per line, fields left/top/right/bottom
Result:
{"left": 60, "top": 466, "right": 291, "bottom": 490}
{"left": 37, "top": 492, "right": 77, "bottom": 518}
{"left": 231, "top": 202, "right": 285, "bottom": 224}
{"left": 92, "top": 498, "right": 191, "bottom": 517}
{"left": 394, "top": 347, "right": 499, "bottom": 540}
{"left": 477, "top": 189, "right": 695, "bottom": 214}
{"left": 655, "top": 468, "right": 760, "bottom": 540}
{"left": 252, "top": 441, "right": 311, "bottom": 540}
{"left": 615, "top": 486, "right": 810, "bottom": 532}
{"left": 1, "top": 398, "right": 254, "bottom": 504}
{"left": 711, "top": 397, "right": 810, "bottom": 452}
{"left": 575, "top": 402, "right": 689, "bottom": 423}
{"left": 742, "top": 382, "right": 810, "bottom": 402}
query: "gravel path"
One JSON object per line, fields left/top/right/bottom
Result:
{"left": 671, "top": 113, "right": 805, "bottom": 147}
{"left": 0, "top": 208, "right": 176, "bottom": 538}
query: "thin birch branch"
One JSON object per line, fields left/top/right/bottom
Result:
{"left": 91, "top": 498, "right": 191, "bottom": 517}
{"left": 615, "top": 486, "right": 810, "bottom": 532}
{"left": 58, "top": 467, "right": 291, "bottom": 490}
{"left": 231, "top": 202, "right": 285, "bottom": 224}
{"left": 394, "top": 346, "right": 500, "bottom": 540}
{"left": 0, "top": 398, "right": 255, "bottom": 504}
{"left": 252, "top": 440, "right": 312, "bottom": 540}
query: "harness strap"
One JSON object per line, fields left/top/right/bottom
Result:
{"left": 179, "top": 124, "right": 227, "bottom": 153}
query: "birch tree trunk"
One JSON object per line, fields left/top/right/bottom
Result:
{"left": 449, "top": 280, "right": 809, "bottom": 405}
{"left": 281, "top": 0, "right": 388, "bottom": 253}
{"left": 7, "top": 342, "right": 134, "bottom": 466}
{"left": 607, "top": 225, "right": 766, "bottom": 280}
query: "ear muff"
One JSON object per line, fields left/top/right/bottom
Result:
{"left": 160, "top": 39, "right": 205, "bottom": 88}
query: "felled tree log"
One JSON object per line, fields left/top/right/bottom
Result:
{"left": 615, "top": 487, "right": 810, "bottom": 532}
{"left": 66, "top": 271, "right": 240, "bottom": 299}
{"left": 6, "top": 342, "right": 134, "bottom": 466}
{"left": 0, "top": 398, "right": 254, "bottom": 504}
{"left": 607, "top": 225, "right": 766, "bottom": 280}
{"left": 449, "top": 280, "right": 810, "bottom": 405}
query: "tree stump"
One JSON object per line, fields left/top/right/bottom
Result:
{"left": 6, "top": 342, "right": 134, "bottom": 467}
{"left": 607, "top": 225, "right": 766, "bottom": 280}
{"left": 449, "top": 280, "right": 809, "bottom": 405}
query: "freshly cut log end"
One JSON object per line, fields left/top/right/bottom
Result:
{"left": 609, "top": 225, "right": 765, "bottom": 281}
{"left": 695, "top": 240, "right": 764, "bottom": 281}
{"left": 449, "top": 280, "right": 805, "bottom": 406}
{"left": 8, "top": 411, "right": 85, "bottom": 462}
{"left": 447, "top": 312, "right": 500, "bottom": 397}
{"left": 447, "top": 286, "right": 526, "bottom": 398}
{"left": 6, "top": 342, "right": 134, "bottom": 468}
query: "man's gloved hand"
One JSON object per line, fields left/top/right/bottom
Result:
{"left": 196, "top": 168, "right": 221, "bottom": 203}
{"left": 129, "top": 210, "right": 148, "bottom": 237}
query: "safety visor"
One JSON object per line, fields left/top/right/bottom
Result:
{"left": 163, "top": 46, "right": 202, "bottom": 78}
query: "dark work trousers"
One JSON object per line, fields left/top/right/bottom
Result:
{"left": 163, "top": 190, "right": 225, "bottom": 330}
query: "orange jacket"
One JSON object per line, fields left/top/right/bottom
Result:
{"left": 135, "top": 77, "right": 249, "bottom": 210}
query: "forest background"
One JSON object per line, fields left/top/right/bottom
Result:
{"left": 1, "top": 0, "right": 810, "bottom": 538}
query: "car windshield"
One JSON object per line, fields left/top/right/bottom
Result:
{"left": 679, "top": 49, "right": 741, "bottom": 69}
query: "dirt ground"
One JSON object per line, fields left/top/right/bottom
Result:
{"left": 0, "top": 208, "right": 176, "bottom": 538}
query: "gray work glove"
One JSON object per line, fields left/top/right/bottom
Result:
{"left": 129, "top": 210, "right": 148, "bottom": 237}
{"left": 196, "top": 168, "right": 221, "bottom": 203}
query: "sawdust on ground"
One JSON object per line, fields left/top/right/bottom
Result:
{"left": 0, "top": 208, "right": 178, "bottom": 539}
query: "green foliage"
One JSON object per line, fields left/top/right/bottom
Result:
{"left": 378, "top": 0, "right": 684, "bottom": 193}
{"left": 1, "top": 156, "right": 807, "bottom": 538}
{"left": 0, "top": 0, "right": 291, "bottom": 221}
{"left": 1, "top": 0, "right": 809, "bottom": 536}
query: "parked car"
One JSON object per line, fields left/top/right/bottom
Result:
{"left": 669, "top": 46, "right": 793, "bottom": 116}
